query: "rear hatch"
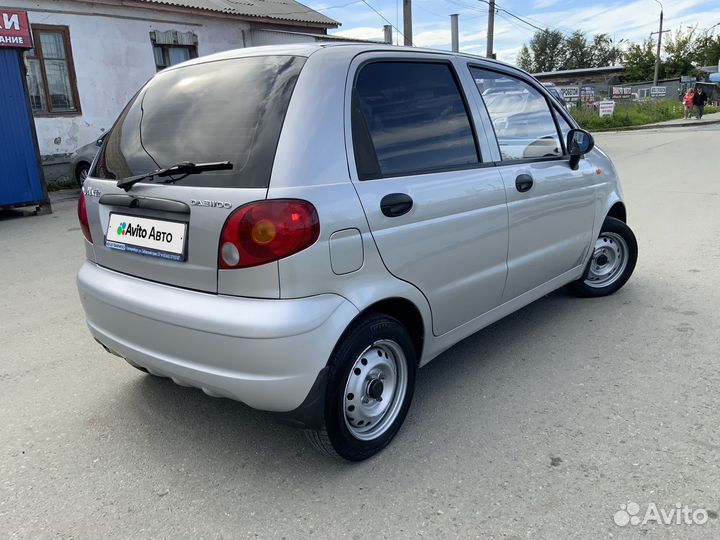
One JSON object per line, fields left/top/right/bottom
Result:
{"left": 85, "top": 54, "right": 306, "bottom": 293}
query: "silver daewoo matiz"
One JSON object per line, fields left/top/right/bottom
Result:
{"left": 77, "top": 44, "right": 637, "bottom": 461}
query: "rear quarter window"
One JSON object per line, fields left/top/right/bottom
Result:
{"left": 93, "top": 55, "right": 306, "bottom": 188}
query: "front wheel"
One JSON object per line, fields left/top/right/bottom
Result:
{"left": 306, "top": 313, "right": 417, "bottom": 461}
{"left": 567, "top": 216, "right": 638, "bottom": 297}
{"left": 75, "top": 163, "right": 90, "bottom": 186}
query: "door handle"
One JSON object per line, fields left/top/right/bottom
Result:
{"left": 515, "top": 174, "right": 534, "bottom": 193}
{"left": 380, "top": 193, "right": 413, "bottom": 217}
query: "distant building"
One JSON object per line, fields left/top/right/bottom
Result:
{"left": 533, "top": 65, "right": 626, "bottom": 86}
{"left": 12, "top": 0, "right": 341, "bottom": 170}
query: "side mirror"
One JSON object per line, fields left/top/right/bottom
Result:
{"left": 567, "top": 129, "right": 594, "bottom": 170}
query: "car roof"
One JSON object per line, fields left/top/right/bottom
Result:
{"left": 166, "top": 42, "right": 526, "bottom": 77}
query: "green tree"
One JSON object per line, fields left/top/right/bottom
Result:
{"left": 516, "top": 30, "right": 621, "bottom": 72}
{"left": 663, "top": 27, "right": 701, "bottom": 78}
{"left": 516, "top": 44, "right": 533, "bottom": 71}
{"left": 591, "top": 33, "right": 623, "bottom": 67}
{"left": 528, "top": 29, "right": 565, "bottom": 72}
{"left": 693, "top": 34, "right": 720, "bottom": 67}
{"left": 560, "top": 31, "right": 592, "bottom": 70}
{"left": 623, "top": 38, "right": 658, "bottom": 82}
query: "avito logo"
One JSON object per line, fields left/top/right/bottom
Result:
{"left": 116, "top": 221, "right": 173, "bottom": 243}
{"left": 117, "top": 221, "right": 148, "bottom": 239}
{"left": 117, "top": 221, "right": 149, "bottom": 238}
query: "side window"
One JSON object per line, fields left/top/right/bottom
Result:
{"left": 353, "top": 61, "right": 479, "bottom": 180}
{"left": 469, "top": 67, "right": 563, "bottom": 161}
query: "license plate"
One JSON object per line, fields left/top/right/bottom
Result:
{"left": 105, "top": 213, "right": 187, "bottom": 261}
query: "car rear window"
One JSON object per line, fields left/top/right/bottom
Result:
{"left": 92, "top": 55, "right": 306, "bottom": 188}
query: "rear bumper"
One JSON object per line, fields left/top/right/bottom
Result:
{"left": 77, "top": 262, "right": 358, "bottom": 412}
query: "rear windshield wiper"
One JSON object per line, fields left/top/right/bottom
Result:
{"left": 116, "top": 161, "right": 233, "bottom": 191}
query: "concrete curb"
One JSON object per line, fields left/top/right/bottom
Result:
{"left": 623, "top": 118, "right": 720, "bottom": 131}
{"left": 591, "top": 116, "right": 720, "bottom": 133}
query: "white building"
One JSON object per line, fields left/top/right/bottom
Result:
{"left": 11, "top": 0, "right": 340, "bottom": 177}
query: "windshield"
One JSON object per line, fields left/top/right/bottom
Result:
{"left": 92, "top": 55, "right": 306, "bottom": 188}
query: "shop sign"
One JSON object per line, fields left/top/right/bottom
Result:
{"left": 0, "top": 10, "right": 32, "bottom": 49}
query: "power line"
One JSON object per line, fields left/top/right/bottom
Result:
{"left": 495, "top": 4, "right": 580, "bottom": 36}
{"left": 442, "top": 0, "right": 485, "bottom": 16}
{"left": 462, "top": 0, "right": 571, "bottom": 37}
{"left": 359, "top": 0, "right": 410, "bottom": 44}
{"left": 495, "top": 10, "right": 532, "bottom": 36}
{"left": 492, "top": 1, "right": 562, "bottom": 35}
{"left": 409, "top": 0, "right": 447, "bottom": 18}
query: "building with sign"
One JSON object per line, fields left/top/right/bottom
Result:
{"left": 534, "top": 64, "right": 689, "bottom": 105}
{"left": 533, "top": 65, "right": 626, "bottom": 86}
{"left": 6, "top": 0, "right": 344, "bottom": 182}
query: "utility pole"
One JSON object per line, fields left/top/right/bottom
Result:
{"left": 486, "top": 0, "right": 495, "bottom": 59}
{"left": 403, "top": 0, "right": 413, "bottom": 46}
{"left": 450, "top": 14, "right": 459, "bottom": 52}
{"left": 652, "top": 0, "right": 664, "bottom": 87}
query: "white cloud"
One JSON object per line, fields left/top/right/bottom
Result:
{"left": 334, "top": 26, "right": 385, "bottom": 41}
{"left": 413, "top": 28, "right": 489, "bottom": 48}
{"left": 533, "top": 0, "right": 562, "bottom": 9}
{"left": 527, "top": 0, "right": 715, "bottom": 43}
{"left": 413, "top": 28, "right": 452, "bottom": 47}
{"left": 495, "top": 45, "right": 523, "bottom": 65}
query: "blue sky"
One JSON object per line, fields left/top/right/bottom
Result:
{"left": 303, "top": 0, "right": 720, "bottom": 65}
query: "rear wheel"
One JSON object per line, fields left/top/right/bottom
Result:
{"left": 567, "top": 217, "right": 637, "bottom": 297}
{"left": 306, "top": 313, "right": 416, "bottom": 461}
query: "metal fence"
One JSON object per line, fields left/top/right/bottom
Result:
{"left": 557, "top": 80, "right": 720, "bottom": 106}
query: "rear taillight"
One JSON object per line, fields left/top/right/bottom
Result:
{"left": 219, "top": 199, "right": 319, "bottom": 269}
{"left": 77, "top": 191, "right": 92, "bottom": 242}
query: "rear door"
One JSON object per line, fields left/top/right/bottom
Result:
{"left": 84, "top": 55, "right": 305, "bottom": 295}
{"left": 468, "top": 66, "right": 598, "bottom": 301}
{"left": 348, "top": 55, "right": 509, "bottom": 336}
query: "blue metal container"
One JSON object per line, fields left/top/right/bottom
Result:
{"left": 0, "top": 48, "right": 49, "bottom": 210}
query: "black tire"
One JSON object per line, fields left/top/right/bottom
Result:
{"left": 567, "top": 217, "right": 638, "bottom": 298}
{"left": 75, "top": 162, "right": 90, "bottom": 186}
{"left": 306, "top": 313, "right": 417, "bottom": 461}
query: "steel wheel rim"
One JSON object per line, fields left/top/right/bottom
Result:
{"left": 584, "top": 232, "right": 628, "bottom": 288}
{"left": 79, "top": 168, "right": 89, "bottom": 182}
{"left": 343, "top": 340, "right": 408, "bottom": 441}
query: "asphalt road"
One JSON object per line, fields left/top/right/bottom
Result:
{"left": 2, "top": 124, "right": 720, "bottom": 539}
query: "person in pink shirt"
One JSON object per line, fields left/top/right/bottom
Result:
{"left": 683, "top": 89, "right": 695, "bottom": 119}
